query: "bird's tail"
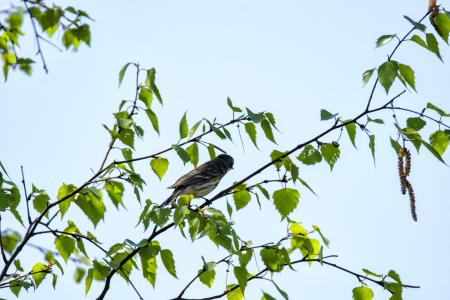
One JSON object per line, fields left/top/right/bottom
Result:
{"left": 160, "top": 189, "right": 182, "bottom": 207}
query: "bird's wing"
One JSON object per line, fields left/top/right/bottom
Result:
{"left": 168, "top": 160, "right": 218, "bottom": 189}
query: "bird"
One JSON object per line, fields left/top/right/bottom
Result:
{"left": 160, "top": 153, "right": 234, "bottom": 207}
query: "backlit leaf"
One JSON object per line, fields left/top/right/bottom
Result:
{"left": 150, "top": 157, "right": 169, "bottom": 180}
{"left": 245, "top": 123, "right": 258, "bottom": 148}
{"left": 273, "top": 188, "right": 300, "bottom": 218}
{"left": 160, "top": 249, "right": 177, "bottom": 278}
{"left": 320, "top": 143, "right": 340, "bottom": 170}
{"left": 297, "top": 145, "right": 322, "bottom": 165}
{"left": 376, "top": 34, "right": 396, "bottom": 48}
{"left": 378, "top": 60, "right": 399, "bottom": 93}
{"left": 179, "top": 112, "right": 188, "bottom": 139}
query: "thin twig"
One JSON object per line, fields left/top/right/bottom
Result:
{"left": 20, "top": 166, "right": 32, "bottom": 225}
{"left": 0, "top": 216, "right": 8, "bottom": 263}
{"left": 365, "top": 11, "right": 430, "bottom": 111}
{"left": 23, "top": 0, "right": 48, "bottom": 73}
{"left": 95, "top": 90, "right": 408, "bottom": 300}
{"left": 390, "top": 106, "right": 450, "bottom": 129}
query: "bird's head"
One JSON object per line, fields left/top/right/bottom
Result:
{"left": 216, "top": 154, "right": 234, "bottom": 170}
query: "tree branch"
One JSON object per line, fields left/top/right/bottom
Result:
{"left": 365, "top": 11, "right": 430, "bottom": 111}
{"left": 175, "top": 255, "right": 419, "bottom": 300}
{"left": 20, "top": 166, "right": 32, "bottom": 225}
{"left": 0, "top": 215, "right": 8, "bottom": 264}
{"left": 23, "top": 0, "right": 48, "bottom": 73}
{"left": 95, "top": 90, "right": 408, "bottom": 300}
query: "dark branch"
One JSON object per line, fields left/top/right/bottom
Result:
{"left": 23, "top": 0, "right": 48, "bottom": 73}
{"left": 365, "top": 11, "right": 430, "bottom": 111}
{"left": 20, "top": 166, "right": 32, "bottom": 225}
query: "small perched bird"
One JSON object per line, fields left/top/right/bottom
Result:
{"left": 160, "top": 154, "right": 234, "bottom": 207}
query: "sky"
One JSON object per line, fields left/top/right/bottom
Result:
{"left": 1, "top": 0, "right": 450, "bottom": 299}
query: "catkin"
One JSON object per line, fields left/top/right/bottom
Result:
{"left": 405, "top": 180, "right": 417, "bottom": 222}
{"left": 404, "top": 148, "right": 411, "bottom": 177}
{"left": 428, "top": 0, "right": 437, "bottom": 12}
{"left": 397, "top": 147, "right": 418, "bottom": 221}
{"left": 398, "top": 149, "right": 407, "bottom": 194}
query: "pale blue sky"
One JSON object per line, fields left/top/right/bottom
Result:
{"left": 1, "top": 0, "right": 450, "bottom": 299}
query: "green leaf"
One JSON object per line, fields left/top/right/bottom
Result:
{"left": 207, "top": 121, "right": 227, "bottom": 140}
{"left": 362, "top": 68, "right": 375, "bottom": 86}
{"left": 390, "top": 137, "right": 402, "bottom": 155}
{"left": 430, "top": 130, "right": 449, "bottom": 156}
{"left": 186, "top": 143, "right": 199, "bottom": 167}
{"left": 57, "top": 184, "right": 77, "bottom": 219}
{"left": 422, "top": 141, "right": 446, "bottom": 164}
{"left": 312, "top": 225, "right": 330, "bottom": 247}
{"left": 367, "top": 117, "right": 384, "bottom": 124}
{"left": 149, "top": 207, "right": 171, "bottom": 227}
{"left": 378, "top": 60, "right": 399, "bottom": 93}
{"left": 172, "top": 144, "right": 191, "bottom": 164}
{"left": 85, "top": 269, "right": 93, "bottom": 295}
{"left": 227, "top": 284, "right": 243, "bottom": 300}
{"left": 14, "top": 259, "right": 24, "bottom": 272}
{"left": 345, "top": 122, "right": 357, "bottom": 148}
{"left": 426, "top": 102, "right": 450, "bottom": 117}
{"left": 273, "top": 188, "right": 300, "bottom": 218}
{"left": 426, "top": 33, "right": 442, "bottom": 61}
{"left": 265, "top": 112, "right": 278, "bottom": 130}
{"left": 238, "top": 249, "right": 253, "bottom": 267}
{"left": 388, "top": 270, "right": 402, "bottom": 283}
{"left": 401, "top": 128, "right": 422, "bottom": 151}
{"left": 256, "top": 184, "right": 270, "bottom": 200}
{"left": 233, "top": 187, "right": 251, "bottom": 210}
{"left": 146, "top": 68, "right": 163, "bottom": 104}
{"left": 297, "top": 145, "right": 322, "bottom": 165}
{"left": 208, "top": 144, "right": 216, "bottom": 159}
{"left": 145, "top": 109, "right": 160, "bottom": 134}
{"left": 320, "top": 109, "right": 337, "bottom": 121}
{"left": 139, "top": 246, "right": 158, "bottom": 287}
{"left": 246, "top": 108, "right": 264, "bottom": 123}
{"left": 261, "top": 292, "right": 277, "bottom": 300}
{"left": 233, "top": 266, "right": 248, "bottom": 293}
{"left": 75, "top": 188, "right": 105, "bottom": 227}
{"left": 139, "top": 87, "right": 153, "bottom": 109}
{"left": 32, "top": 263, "right": 48, "bottom": 287}
{"left": 105, "top": 181, "right": 124, "bottom": 209}
{"left": 74, "top": 267, "right": 86, "bottom": 283}
{"left": 189, "top": 120, "right": 202, "bottom": 138}
{"left": 33, "top": 193, "right": 50, "bottom": 214}
{"left": 362, "top": 268, "right": 383, "bottom": 277}
{"left": 406, "top": 117, "right": 426, "bottom": 131}
{"left": 160, "top": 249, "right": 177, "bottom": 278}
{"left": 54, "top": 235, "right": 75, "bottom": 263}
{"left": 410, "top": 34, "right": 428, "bottom": 49}
{"left": 199, "top": 266, "right": 216, "bottom": 288}
{"left": 398, "top": 63, "right": 415, "bottom": 91}
{"left": 369, "top": 135, "right": 376, "bottom": 165}
{"left": 174, "top": 205, "right": 189, "bottom": 225}
{"left": 119, "top": 129, "right": 135, "bottom": 148}
{"left": 260, "top": 248, "right": 282, "bottom": 272}
{"left": 118, "top": 62, "right": 132, "bottom": 87}
{"left": 261, "top": 119, "right": 276, "bottom": 144}
{"left": 244, "top": 123, "right": 258, "bottom": 148}
{"left": 150, "top": 157, "right": 169, "bottom": 180}
{"left": 320, "top": 143, "right": 340, "bottom": 170}
{"left": 376, "top": 34, "right": 396, "bottom": 48}
{"left": 227, "top": 97, "right": 242, "bottom": 112}
{"left": 272, "top": 281, "right": 289, "bottom": 300}
{"left": 434, "top": 13, "right": 450, "bottom": 43}
{"left": 352, "top": 286, "right": 374, "bottom": 300}
{"left": 403, "top": 15, "right": 426, "bottom": 32}
{"left": 179, "top": 112, "right": 189, "bottom": 139}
